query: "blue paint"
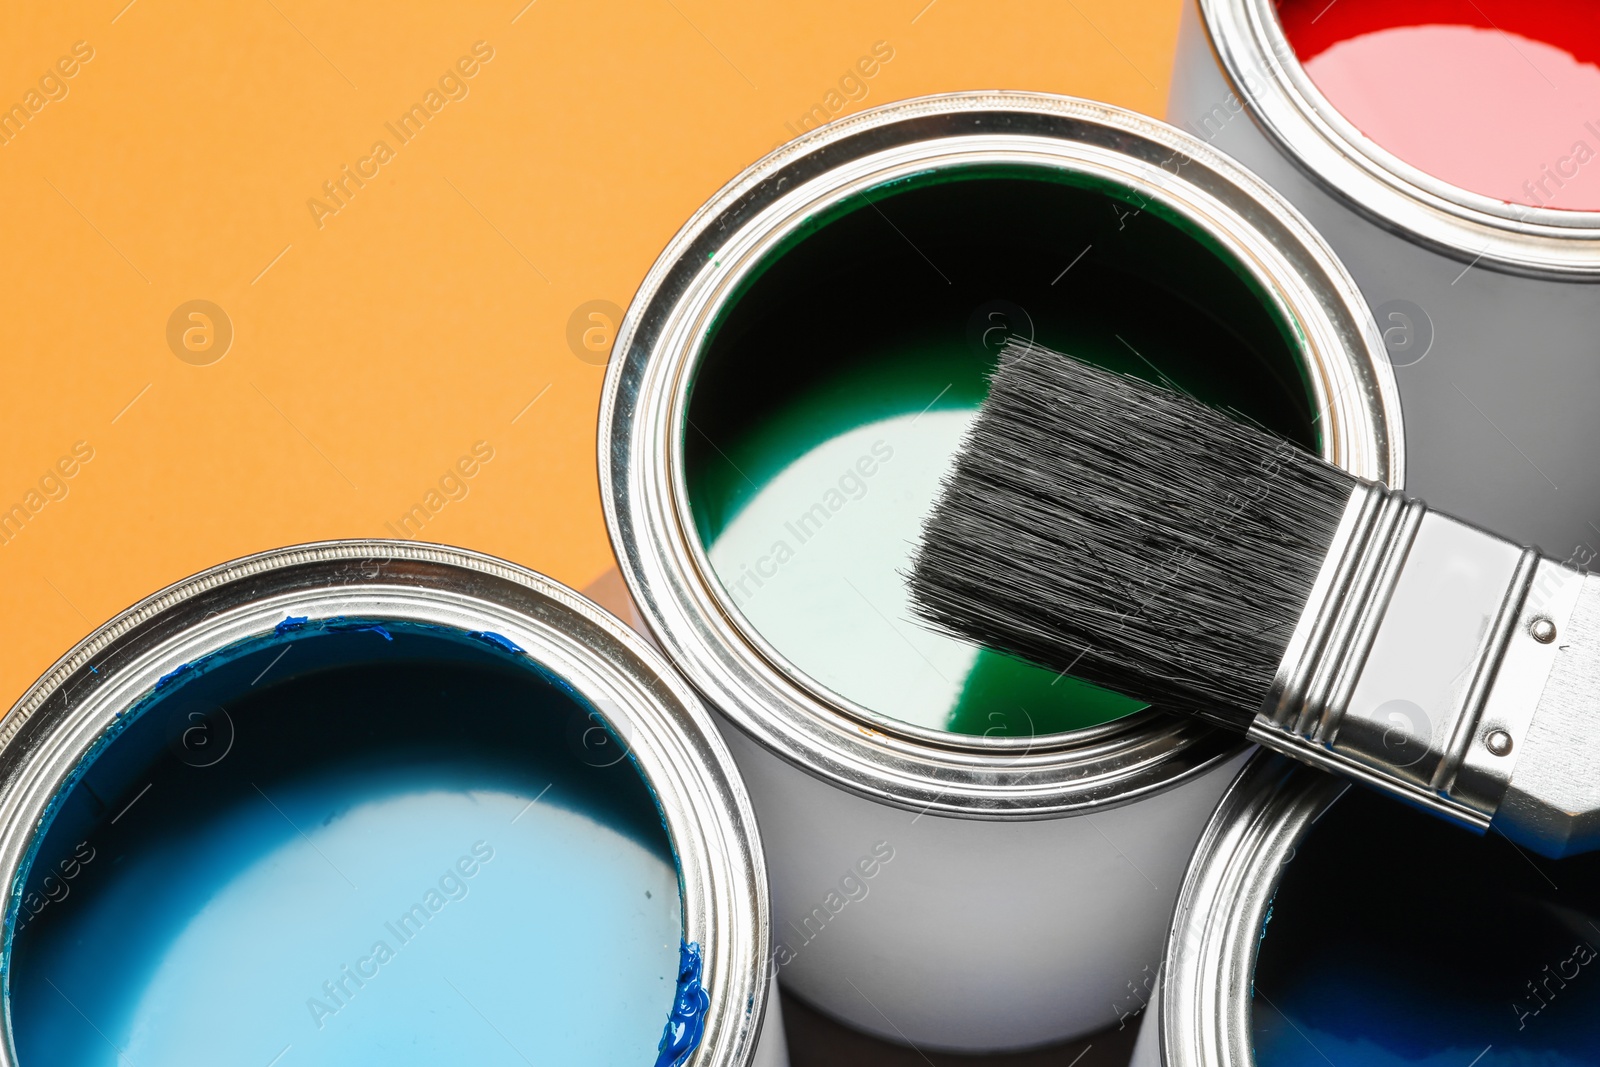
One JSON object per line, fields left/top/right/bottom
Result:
{"left": 324, "top": 618, "right": 394, "bottom": 641}
{"left": 654, "top": 941, "right": 709, "bottom": 1067}
{"left": 274, "top": 615, "right": 310, "bottom": 635}
{"left": 9, "top": 623, "right": 687, "bottom": 1066}
{"left": 1253, "top": 787, "right": 1600, "bottom": 1067}
{"left": 152, "top": 663, "right": 191, "bottom": 690}
{"left": 468, "top": 631, "right": 525, "bottom": 655}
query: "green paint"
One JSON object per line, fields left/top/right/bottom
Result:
{"left": 689, "top": 341, "right": 984, "bottom": 548}
{"left": 685, "top": 169, "right": 1316, "bottom": 737}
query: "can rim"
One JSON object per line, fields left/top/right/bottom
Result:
{"left": 1157, "top": 752, "right": 1345, "bottom": 1067}
{"left": 0, "top": 540, "right": 771, "bottom": 1067}
{"left": 1195, "top": 0, "right": 1600, "bottom": 278}
{"left": 599, "top": 91, "right": 1403, "bottom": 818}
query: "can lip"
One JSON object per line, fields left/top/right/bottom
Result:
{"left": 599, "top": 91, "right": 1403, "bottom": 818}
{"left": 1157, "top": 752, "right": 1345, "bottom": 1067}
{"left": 1195, "top": 0, "right": 1600, "bottom": 278}
{"left": 0, "top": 540, "right": 771, "bottom": 1067}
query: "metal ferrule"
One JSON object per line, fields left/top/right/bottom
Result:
{"left": 1251, "top": 482, "right": 1596, "bottom": 855}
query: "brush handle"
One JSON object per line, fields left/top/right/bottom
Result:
{"left": 1248, "top": 481, "right": 1599, "bottom": 859}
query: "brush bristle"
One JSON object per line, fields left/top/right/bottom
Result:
{"left": 909, "top": 339, "right": 1358, "bottom": 729}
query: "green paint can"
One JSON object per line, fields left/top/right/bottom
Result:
{"left": 601, "top": 92, "right": 1402, "bottom": 1051}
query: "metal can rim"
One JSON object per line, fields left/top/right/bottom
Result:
{"left": 599, "top": 90, "right": 1403, "bottom": 819}
{"left": 1157, "top": 752, "right": 1345, "bottom": 1067}
{"left": 1194, "top": 0, "right": 1600, "bottom": 279}
{"left": 0, "top": 539, "right": 772, "bottom": 1067}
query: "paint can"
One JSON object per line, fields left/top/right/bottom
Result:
{"left": 1169, "top": 0, "right": 1600, "bottom": 561}
{"left": 0, "top": 541, "right": 784, "bottom": 1067}
{"left": 600, "top": 91, "right": 1402, "bottom": 1051}
{"left": 1133, "top": 751, "right": 1600, "bottom": 1066}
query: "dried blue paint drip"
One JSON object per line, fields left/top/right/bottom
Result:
{"left": 655, "top": 941, "right": 709, "bottom": 1067}
{"left": 272, "top": 616, "right": 309, "bottom": 635}
{"left": 467, "top": 631, "right": 525, "bottom": 655}
{"left": 153, "top": 663, "right": 192, "bottom": 691}
{"left": 324, "top": 618, "right": 393, "bottom": 641}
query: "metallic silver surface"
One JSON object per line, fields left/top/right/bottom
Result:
{"left": 1253, "top": 484, "right": 1600, "bottom": 856}
{"left": 1157, "top": 753, "right": 1345, "bottom": 1067}
{"left": 1458, "top": 558, "right": 1586, "bottom": 828}
{"left": 1263, "top": 482, "right": 1422, "bottom": 741}
{"left": 598, "top": 90, "right": 1403, "bottom": 819}
{"left": 0, "top": 541, "right": 773, "bottom": 1067}
{"left": 1335, "top": 509, "right": 1527, "bottom": 793}
{"left": 1497, "top": 573, "right": 1600, "bottom": 856}
{"left": 1193, "top": 0, "right": 1600, "bottom": 278}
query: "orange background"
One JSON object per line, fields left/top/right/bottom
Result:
{"left": 0, "top": 0, "right": 1182, "bottom": 710}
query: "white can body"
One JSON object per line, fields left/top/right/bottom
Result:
{"left": 1169, "top": 1, "right": 1600, "bottom": 560}
{"left": 752, "top": 976, "right": 789, "bottom": 1067}
{"left": 1130, "top": 985, "right": 1163, "bottom": 1067}
{"left": 722, "top": 725, "right": 1244, "bottom": 1050}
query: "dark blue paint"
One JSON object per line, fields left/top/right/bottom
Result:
{"left": 655, "top": 941, "right": 709, "bottom": 1067}
{"left": 1254, "top": 788, "right": 1600, "bottom": 1067}
{"left": 324, "top": 618, "right": 394, "bottom": 641}
{"left": 152, "top": 663, "right": 191, "bottom": 690}
{"left": 274, "top": 615, "right": 310, "bottom": 635}
{"left": 468, "top": 631, "right": 525, "bottom": 655}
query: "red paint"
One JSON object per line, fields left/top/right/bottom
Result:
{"left": 1276, "top": 0, "right": 1600, "bottom": 210}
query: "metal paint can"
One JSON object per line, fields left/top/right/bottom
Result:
{"left": 1134, "top": 750, "right": 1600, "bottom": 1066}
{"left": 0, "top": 541, "right": 784, "bottom": 1067}
{"left": 1129, "top": 755, "right": 1338, "bottom": 1067}
{"left": 600, "top": 91, "right": 1401, "bottom": 1051}
{"left": 1169, "top": 0, "right": 1600, "bottom": 562}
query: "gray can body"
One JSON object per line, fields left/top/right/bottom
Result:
{"left": 1169, "top": 0, "right": 1600, "bottom": 562}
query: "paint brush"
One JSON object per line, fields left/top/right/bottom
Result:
{"left": 909, "top": 339, "right": 1600, "bottom": 859}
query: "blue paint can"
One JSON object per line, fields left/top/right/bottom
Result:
{"left": 1134, "top": 753, "right": 1600, "bottom": 1066}
{"left": 0, "top": 542, "right": 780, "bottom": 1067}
